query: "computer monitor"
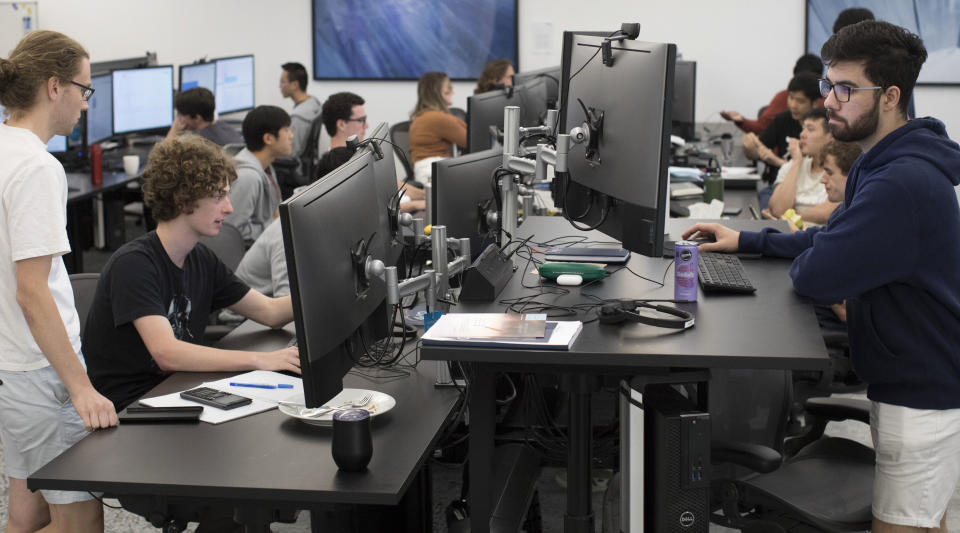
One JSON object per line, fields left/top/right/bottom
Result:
{"left": 431, "top": 147, "right": 502, "bottom": 246}
{"left": 280, "top": 152, "right": 390, "bottom": 408}
{"left": 557, "top": 31, "right": 675, "bottom": 257}
{"left": 672, "top": 60, "right": 696, "bottom": 141}
{"left": 359, "top": 122, "right": 406, "bottom": 265}
{"left": 466, "top": 76, "right": 550, "bottom": 153}
{"left": 512, "top": 65, "right": 561, "bottom": 109}
{"left": 91, "top": 54, "right": 154, "bottom": 77}
{"left": 214, "top": 55, "right": 254, "bottom": 115}
{"left": 46, "top": 135, "right": 68, "bottom": 153}
{"left": 179, "top": 62, "right": 216, "bottom": 94}
{"left": 112, "top": 65, "right": 174, "bottom": 136}
{"left": 86, "top": 73, "right": 113, "bottom": 144}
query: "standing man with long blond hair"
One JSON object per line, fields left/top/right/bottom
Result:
{"left": 0, "top": 30, "right": 117, "bottom": 533}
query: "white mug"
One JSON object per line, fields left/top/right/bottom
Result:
{"left": 122, "top": 155, "right": 140, "bottom": 178}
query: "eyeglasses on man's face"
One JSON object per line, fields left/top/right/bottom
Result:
{"left": 69, "top": 80, "right": 95, "bottom": 101}
{"left": 346, "top": 116, "right": 367, "bottom": 125}
{"left": 818, "top": 78, "right": 881, "bottom": 103}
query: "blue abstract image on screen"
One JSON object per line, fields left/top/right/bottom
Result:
{"left": 807, "top": 0, "right": 960, "bottom": 84}
{"left": 313, "top": 0, "right": 517, "bottom": 80}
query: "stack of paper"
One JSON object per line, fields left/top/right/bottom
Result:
{"left": 422, "top": 313, "right": 583, "bottom": 350}
{"left": 139, "top": 370, "right": 303, "bottom": 424}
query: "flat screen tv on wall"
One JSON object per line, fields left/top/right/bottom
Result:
{"left": 312, "top": 0, "right": 518, "bottom": 80}
{"left": 806, "top": 0, "right": 960, "bottom": 85}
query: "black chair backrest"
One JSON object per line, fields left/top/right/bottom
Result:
{"left": 709, "top": 368, "right": 793, "bottom": 478}
{"left": 69, "top": 273, "right": 100, "bottom": 333}
{"left": 300, "top": 113, "right": 326, "bottom": 184}
{"left": 198, "top": 222, "right": 245, "bottom": 271}
{"left": 449, "top": 106, "right": 467, "bottom": 122}
{"left": 389, "top": 121, "right": 415, "bottom": 182}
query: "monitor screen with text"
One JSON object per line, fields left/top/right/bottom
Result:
{"left": 215, "top": 55, "right": 254, "bottom": 114}
{"left": 112, "top": 66, "right": 174, "bottom": 135}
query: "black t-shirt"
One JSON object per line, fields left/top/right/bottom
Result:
{"left": 84, "top": 232, "right": 249, "bottom": 410}
{"left": 758, "top": 110, "right": 802, "bottom": 183}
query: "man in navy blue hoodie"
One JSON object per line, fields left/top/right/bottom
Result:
{"left": 684, "top": 21, "right": 960, "bottom": 532}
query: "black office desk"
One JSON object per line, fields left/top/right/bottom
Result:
{"left": 420, "top": 216, "right": 829, "bottom": 533}
{"left": 65, "top": 170, "right": 140, "bottom": 273}
{"left": 29, "top": 321, "right": 460, "bottom": 532}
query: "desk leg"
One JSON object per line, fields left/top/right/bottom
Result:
{"left": 469, "top": 363, "right": 495, "bottom": 533}
{"left": 564, "top": 373, "right": 595, "bottom": 533}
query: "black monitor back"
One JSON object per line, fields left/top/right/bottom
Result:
{"left": 431, "top": 148, "right": 503, "bottom": 246}
{"left": 558, "top": 31, "right": 675, "bottom": 257}
{"left": 513, "top": 65, "right": 561, "bottom": 109}
{"left": 280, "top": 153, "right": 389, "bottom": 407}
{"left": 362, "top": 121, "right": 405, "bottom": 265}
{"left": 466, "top": 77, "right": 549, "bottom": 153}
{"left": 672, "top": 60, "right": 696, "bottom": 141}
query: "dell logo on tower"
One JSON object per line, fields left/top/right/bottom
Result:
{"left": 679, "top": 511, "right": 695, "bottom": 528}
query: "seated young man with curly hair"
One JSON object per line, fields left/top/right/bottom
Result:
{"left": 83, "top": 135, "right": 301, "bottom": 413}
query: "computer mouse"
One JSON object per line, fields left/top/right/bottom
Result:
{"left": 556, "top": 274, "right": 583, "bottom": 286}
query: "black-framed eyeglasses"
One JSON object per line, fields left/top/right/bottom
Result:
{"left": 818, "top": 79, "right": 881, "bottom": 103}
{"left": 69, "top": 80, "right": 95, "bottom": 101}
{"left": 346, "top": 116, "right": 367, "bottom": 124}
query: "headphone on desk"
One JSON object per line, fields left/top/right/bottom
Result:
{"left": 598, "top": 299, "right": 695, "bottom": 329}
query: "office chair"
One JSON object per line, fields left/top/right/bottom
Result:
{"left": 299, "top": 113, "right": 326, "bottom": 183}
{"left": 709, "top": 369, "right": 874, "bottom": 532}
{"left": 198, "top": 222, "right": 245, "bottom": 271}
{"left": 389, "top": 121, "right": 416, "bottom": 182}
{"left": 198, "top": 222, "right": 245, "bottom": 344}
{"left": 69, "top": 273, "right": 100, "bottom": 333}
{"left": 223, "top": 143, "right": 245, "bottom": 157}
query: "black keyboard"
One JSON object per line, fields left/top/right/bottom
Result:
{"left": 697, "top": 253, "right": 757, "bottom": 294}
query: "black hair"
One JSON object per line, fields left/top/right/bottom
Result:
{"left": 832, "top": 7, "right": 874, "bottom": 34}
{"left": 321, "top": 92, "right": 365, "bottom": 137}
{"left": 802, "top": 106, "right": 829, "bottom": 130}
{"left": 242, "top": 105, "right": 291, "bottom": 151}
{"left": 316, "top": 147, "right": 355, "bottom": 178}
{"left": 281, "top": 62, "right": 308, "bottom": 91}
{"left": 787, "top": 72, "right": 822, "bottom": 102}
{"left": 821, "top": 20, "right": 927, "bottom": 117}
{"left": 174, "top": 87, "right": 215, "bottom": 122}
{"left": 793, "top": 53, "right": 824, "bottom": 76}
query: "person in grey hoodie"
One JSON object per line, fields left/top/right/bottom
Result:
{"left": 279, "top": 62, "right": 322, "bottom": 159}
{"left": 227, "top": 105, "right": 292, "bottom": 244}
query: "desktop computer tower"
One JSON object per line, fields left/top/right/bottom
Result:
{"left": 620, "top": 382, "right": 710, "bottom": 533}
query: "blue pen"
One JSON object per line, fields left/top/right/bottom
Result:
{"left": 229, "top": 382, "right": 295, "bottom": 389}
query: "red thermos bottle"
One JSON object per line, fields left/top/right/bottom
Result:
{"left": 90, "top": 143, "right": 102, "bottom": 186}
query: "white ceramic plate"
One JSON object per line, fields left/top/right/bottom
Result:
{"left": 277, "top": 388, "right": 396, "bottom": 427}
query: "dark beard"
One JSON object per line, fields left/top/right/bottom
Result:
{"left": 827, "top": 96, "right": 880, "bottom": 142}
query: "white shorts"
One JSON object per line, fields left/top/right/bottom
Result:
{"left": 0, "top": 365, "right": 94, "bottom": 505}
{"left": 870, "top": 401, "right": 960, "bottom": 528}
{"left": 412, "top": 156, "right": 446, "bottom": 185}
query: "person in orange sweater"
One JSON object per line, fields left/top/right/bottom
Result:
{"left": 409, "top": 72, "right": 466, "bottom": 183}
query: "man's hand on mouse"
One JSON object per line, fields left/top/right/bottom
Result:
{"left": 682, "top": 223, "right": 740, "bottom": 253}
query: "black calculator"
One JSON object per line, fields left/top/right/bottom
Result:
{"left": 179, "top": 387, "right": 252, "bottom": 410}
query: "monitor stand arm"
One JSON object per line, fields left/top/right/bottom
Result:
{"left": 381, "top": 225, "right": 471, "bottom": 313}
{"left": 501, "top": 105, "right": 585, "bottom": 233}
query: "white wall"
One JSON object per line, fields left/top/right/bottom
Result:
{"left": 35, "top": 0, "right": 960, "bottom": 140}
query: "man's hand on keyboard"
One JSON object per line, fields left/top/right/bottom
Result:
{"left": 682, "top": 223, "right": 740, "bottom": 253}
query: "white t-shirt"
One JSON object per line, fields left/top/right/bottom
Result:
{"left": 774, "top": 156, "right": 828, "bottom": 209}
{"left": 0, "top": 123, "right": 80, "bottom": 370}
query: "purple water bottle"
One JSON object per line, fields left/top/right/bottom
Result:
{"left": 674, "top": 241, "right": 699, "bottom": 302}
